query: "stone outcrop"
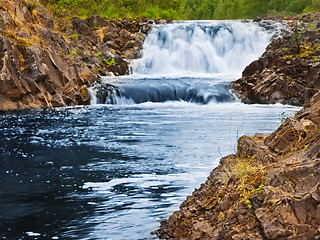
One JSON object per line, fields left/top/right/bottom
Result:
{"left": 232, "top": 13, "right": 320, "bottom": 106}
{"left": 154, "top": 92, "right": 320, "bottom": 239}
{"left": 0, "top": 0, "right": 152, "bottom": 111}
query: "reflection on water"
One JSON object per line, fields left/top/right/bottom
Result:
{"left": 0, "top": 102, "right": 299, "bottom": 239}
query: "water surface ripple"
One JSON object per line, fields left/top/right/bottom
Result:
{"left": 0, "top": 103, "right": 299, "bottom": 239}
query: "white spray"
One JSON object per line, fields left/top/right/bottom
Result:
{"left": 131, "top": 21, "right": 273, "bottom": 76}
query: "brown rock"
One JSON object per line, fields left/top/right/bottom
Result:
{"left": 22, "top": 45, "right": 49, "bottom": 83}
{"left": 0, "top": 94, "right": 18, "bottom": 111}
{"left": 73, "top": 17, "right": 91, "bottom": 35}
{"left": 0, "top": 9, "right": 15, "bottom": 28}
{"left": 5, "top": 0, "right": 33, "bottom": 24}
{"left": 242, "top": 58, "right": 266, "bottom": 76}
{"left": 232, "top": 23, "right": 320, "bottom": 106}
{"left": 265, "top": 118, "right": 306, "bottom": 154}
{"left": 86, "top": 15, "right": 107, "bottom": 28}
{"left": 32, "top": 5, "right": 54, "bottom": 28}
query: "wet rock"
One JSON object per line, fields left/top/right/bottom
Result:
{"left": 242, "top": 58, "right": 266, "bottom": 76}
{"left": 0, "top": 94, "right": 18, "bottom": 111}
{"left": 93, "top": 83, "right": 120, "bottom": 104}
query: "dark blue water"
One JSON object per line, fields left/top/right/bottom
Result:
{"left": 0, "top": 102, "right": 299, "bottom": 239}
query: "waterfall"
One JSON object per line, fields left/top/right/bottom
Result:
{"left": 131, "top": 20, "right": 273, "bottom": 75}
{"left": 90, "top": 20, "right": 279, "bottom": 105}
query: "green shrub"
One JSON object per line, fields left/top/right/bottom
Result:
{"left": 70, "top": 33, "right": 80, "bottom": 41}
{"left": 26, "top": 1, "right": 40, "bottom": 12}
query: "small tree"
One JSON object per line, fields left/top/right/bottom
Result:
{"left": 287, "top": 19, "right": 304, "bottom": 54}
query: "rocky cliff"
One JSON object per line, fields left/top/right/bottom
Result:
{"left": 232, "top": 13, "right": 320, "bottom": 106}
{"left": 0, "top": 0, "right": 152, "bottom": 111}
{"left": 154, "top": 14, "right": 320, "bottom": 240}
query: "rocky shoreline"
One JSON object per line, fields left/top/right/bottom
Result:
{"left": 154, "top": 13, "right": 320, "bottom": 240}
{"left": 0, "top": 0, "right": 157, "bottom": 111}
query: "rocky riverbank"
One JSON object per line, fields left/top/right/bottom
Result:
{"left": 155, "top": 100, "right": 320, "bottom": 239}
{"left": 154, "top": 14, "right": 320, "bottom": 240}
{"left": 232, "top": 13, "right": 320, "bottom": 106}
{"left": 0, "top": 0, "right": 155, "bottom": 111}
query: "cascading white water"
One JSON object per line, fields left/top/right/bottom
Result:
{"left": 91, "top": 20, "right": 282, "bottom": 105}
{"left": 131, "top": 21, "right": 273, "bottom": 76}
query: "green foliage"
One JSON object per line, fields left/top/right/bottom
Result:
{"left": 240, "top": 192, "right": 253, "bottom": 208}
{"left": 70, "top": 48, "right": 78, "bottom": 56}
{"left": 0, "top": 4, "right": 7, "bottom": 11}
{"left": 225, "top": 157, "right": 265, "bottom": 209}
{"left": 183, "top": 0, "right": 320, "bottom": 19}
{"left": 95, "top": 52, "right": 115, "bottom": 66}
{"left": 44, "top": 0, "right": 185, "bottom": 19}
{"left": 6, "top": 31, "right": 33, "bottom": 46}
{"left": 218, "top": 212, "right": 225, "bottom": 220}
{"left": 294, "top": 23, "right": 303, "bottom": 54}
{"left": 17, "top": 37, "right": 33, "bottom": 47}
{"left": 286, "top": 0, "right": 312, "bottom": 13}
{"left": 7, "top": 32, "right": 15, "bottom": 39}
{"left": 44, "top": 0, "right": 320, "bottom": 20}
{"left": 251, "top": 184, "right": 264, "bottom": 194}
{"left": 26, "top": 1, "right": 40, "bottom": 12}
{"left": 70, "top": 32, "right": 80, "bottom": 41}
{"left": 286, "top": 20, "right": 306, "bottom": 54}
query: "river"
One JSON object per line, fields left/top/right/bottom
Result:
{"left": 0, "top": 20, "right": 299, "bottom": 239}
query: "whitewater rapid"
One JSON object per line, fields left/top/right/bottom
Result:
{"left": 89, "top": 20, "right": 282, "bottom": 105}
{"left": 131, "top": 20, "right": 274, "bottom": 75}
